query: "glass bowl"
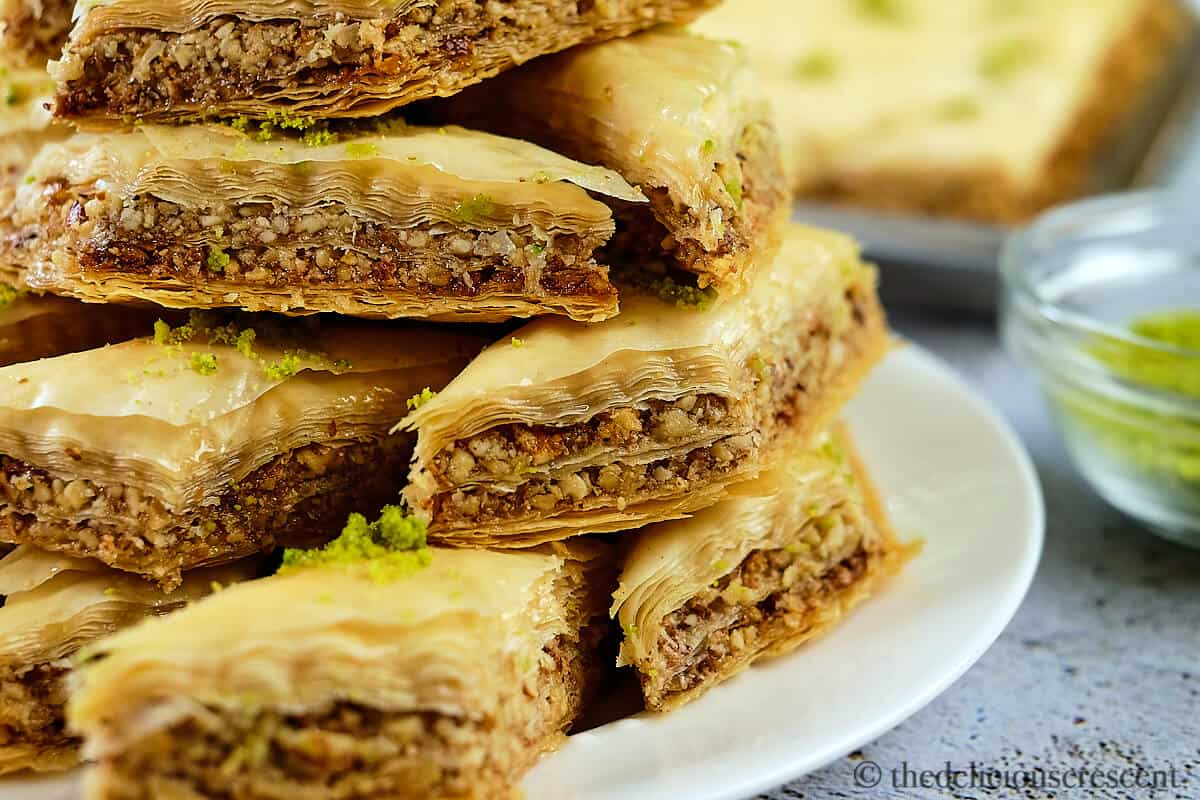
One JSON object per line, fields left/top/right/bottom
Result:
{"left": 1001, "top": 190, "right": 1200, "bottom": 548}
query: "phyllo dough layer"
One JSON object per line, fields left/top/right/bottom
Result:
{"left": 0, "top": 315, "right": 487, "bottom": 587}
{"left": 429, "top": 28, "right": 788, "bottom": 294}
{"left": 50, "top": 0, "right": 719, "bottom": 125}
{"left": 0, "top": 289, "right": 156, "bottom": 367}
{"left": 613, "top": 427, "right": 908, "bottom": 711}
{"left": 0, "top": 546, "right": 260, "bottom": 774}
{"left": 2, "top": 122, "right": 645, "bottom": 322}
{"left": 400, "top": 224, "right": 888, "bottom": 546}
{"left": 70, "top": 542, "right": 615, "bottom": 800}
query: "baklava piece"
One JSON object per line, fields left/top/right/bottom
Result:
{"left": 430, "top": 28, "right": 788, "bottom": 293}
{"left": 0, "top": 0, "right": 73, "bottom": 68}
{"left": 614, "top": 427, "right": 909, "bottom": 711}
{"left": 400, "top": 224, "right": 889, "bottom": 546}
{"left": 0, "top": 546, "right": 260, "bottom": 773}
{"left": 70, "top": 529, "right": 614, "bottom": 800}
{"left": 51, "top": 0, "right": 718, "bottom": 124}
{"left": 0, "top": 314, "right": 485, "bottom": 588}
{"left": 692, "top": 0, "right": 1189, "bottom": 222}
{"left": 2, "top": 122, "right": 643, "bottom": 321}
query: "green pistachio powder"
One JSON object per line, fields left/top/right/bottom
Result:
{"left": 1064, "top": 310, "right": 1200, "bottom": 492}
{"left": 150, "top": 313, "right": 348, "bottom": 379}
{"left": 280, "top": 505, "right": 432, "bottom": 583}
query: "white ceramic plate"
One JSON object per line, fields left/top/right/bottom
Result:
{"left": 3, "top": 344, "right": 1044, "bottom": 800}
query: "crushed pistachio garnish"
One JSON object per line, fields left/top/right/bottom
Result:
{"left": 853, "top": 0, "right": 906, "bottom": 23}
{"left": 937, "top": 95, "right": 981, "bottom": 122}
{"left": 721, "top": 581, "right": 756, "bottom": 604}
{"left": 209, "top": 580, "right": 225, "bottom": 593}
{"left": 647, "top": 274, "right": 719, "bottom": 311}
{"left": 301, "top": 127, "right": 338, "bottom": 148}
{"left": 152, "top": 318, "right": 195, "bottom": 350}
{"left": 0, "top": 284, "right": 23, "bottom": 311}
{"left": 206, "top": 246, "right": 231, "bottom": 272}
{"left": 267, "top": 110, "right": 317, "bottom": 131}
{"left": 725, "top": 178, "right": 744, "bottom": 210}
{"left": 262, "top": 353, "right": 303, "bottom": 381}
{"left": 748, "top": 353, "right": 770, "bottom": 378}
{"left": 189, "top": 352, "right": 219, "bottom": 375}
{"left": 1061, "top": 310, "right": 1200, "bottom": 496}
{"left": 510, "top": 337, "right": 525, "bottom": 348}
{"left": 701, "top": 139, "right": 717, "bottom": 156}
{"left": 793, "top": 49, "right": 838, "bottom": 81}
{"left": 451, "top": 194, "right": 498, "bottom": 224}
{"left": 407, "top": 387, "right": 437, "bottom": 410}
{"left": 979, "top": 38, "right": 1038, "bottom": 82}
{"left": 279, "top": 505, "right": 433, "bottom": 583}
{"left": 344, "top": 141, "right": 379, "bottom": 159}
{"left": 234, "top": 329, "right": 257, "bottom": 359}
{"left": 622, "top": 622, "right": 639, "bottom": 638}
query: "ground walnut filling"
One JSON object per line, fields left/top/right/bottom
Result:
{"left": 427, "top": 288, "right": 869, "bottom": 529}
{"left": 654, "top": 542, "right": 871, "bottom": 699}
{"left": 433, "top": 430, "right": 759, "bottom": 527}
{"left": 93, "top": 634, "right": 597, "bottom": 800}
{"left": 55, "top": 0, "right": 711, "bottom": 119}
{"left": 429, "top": 394, "right": 742, "bottom": 489}
{"left": 8, "top": 183, "right": 612, "bottom": 304}
{"left": 0, "top": 661, "right": 72, "bottom": 750}
{"left": 0, "top": 437, "right": 408, "bottom": 589}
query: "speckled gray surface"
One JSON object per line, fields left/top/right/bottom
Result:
{"left": 759, "top": 312, "right": 1200, "bottom": 800}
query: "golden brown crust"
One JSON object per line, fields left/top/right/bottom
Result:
{"left": 641, "top": 431, "right": 915, "bottom": 713}
{"left": 53, "top": 0, "right": 718, "bottom": 124}
{"left": 803, "top": 0, "right": 1190, "bottom": 223}
{"left": 2, "top": 179, "right": 619, "bottom": 323}
{"left": 86, "top": 632, "right": 599, "bottom": 800}
{"left": 423, "top": 283, "right": 889, "bottom": 546}
{"left": 607, "top": 118, "right": 790, "bottom": 290}
{"left": 0, "top": 437, "right": 410, "bottom": 589}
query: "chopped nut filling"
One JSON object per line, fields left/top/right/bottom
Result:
{"left": 0, "top": 437, "right": 409, "bottom": 589}
{"left": 88, "top": 632, "right": 600, "bottom": 800}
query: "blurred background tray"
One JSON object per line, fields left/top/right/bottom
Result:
{"left": 792, "top": 27, "right": 1200, "bottom": 317}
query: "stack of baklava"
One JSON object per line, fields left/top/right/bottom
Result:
{"left": 0, "top": 1, "right": 908, "bottom": 796}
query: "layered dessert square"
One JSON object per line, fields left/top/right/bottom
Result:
{"left": 0, "top": 546, "right": 260, "bottom": 773}
{"left": 0, "top": 315, "right": 485, "bottom": 587}
{"left": 0, "top": 0, "right": 73, "bottom": 67}
{"left": 692, "top": 0, "right": 1189, "bottom": 222}
{"left": 51, "top": 0, "right": 718, "bottom": 125}
{"left": 2, "top": 122, "right": 644, "bottom": 321}
{"left": 613, "top": 426, "right": 907, "bottom": 710}
{"left": 70, "top": 531, "right": 614, "bottom": 800}
{"left": 400, "top": 225, "right": 889, "bottom": 546}
{"left": 429, "top": 28, "right": 788, "bottom": 294}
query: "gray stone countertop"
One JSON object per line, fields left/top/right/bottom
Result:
{"left": 759, "top": 311, "right": 1200, "bottom": 800}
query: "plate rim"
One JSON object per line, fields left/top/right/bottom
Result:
{"left": 704, "top": 342, "right": 1046, "bottom": 800}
